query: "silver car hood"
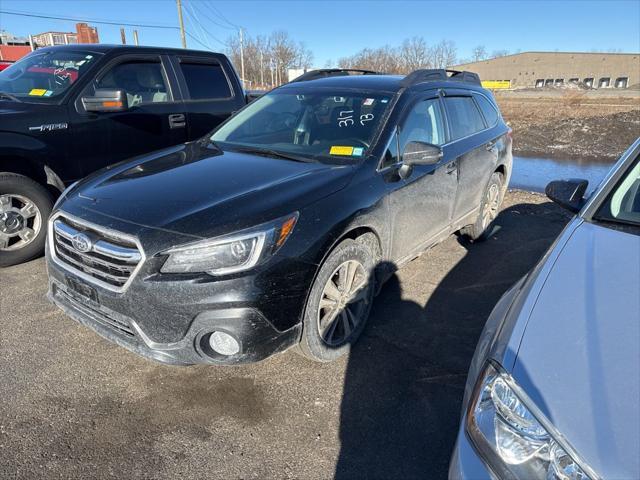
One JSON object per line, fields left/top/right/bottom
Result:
{"left": 512, "top": 220, "right": 640, "bottom": 479}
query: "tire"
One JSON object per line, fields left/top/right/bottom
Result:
{"left": 461, "top": 172, "right": 504, "bottom": 242}
{"left": 297, "top": 238, "right": 376, "bottom": 362}
{"left": 0, "top": 173, "right": 54, "bottom": 267}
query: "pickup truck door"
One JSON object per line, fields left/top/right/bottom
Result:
{"left": 382, "top": 94, "right": 458, "bottom": 262}
{"left": 67, "top": 53, "right": 187, "bottom": 178}
{"left": 169, "top": 54, "right": 247, "bottom": 141}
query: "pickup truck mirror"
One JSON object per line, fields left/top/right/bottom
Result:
{"left": 402, "top": 141, "right": 443, "bottom": 166}
{"left": 545, "top": 178, "right": 589, "bottom": 213}
{"left": 82, "top": 89, "right": 128, "bottom": 113}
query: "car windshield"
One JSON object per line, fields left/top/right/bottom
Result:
{"left": 211, "top": 89, "right": 393, "bottom": 163}
{"left": 596, "top": 157, "right": 640, "bottom": 227}
{"left": 0, "top": 50, "right": 101, "bottom": 101}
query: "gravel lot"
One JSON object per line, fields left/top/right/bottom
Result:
{"left": 0, "top": 190, "right": 571, "bottom": 480}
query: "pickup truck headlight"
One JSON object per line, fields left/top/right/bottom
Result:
{"left": 467, "top": 362, "right": 598, "bottom": 480}
{"left": 161, "top": 213, "right": 298, "bottom": 275}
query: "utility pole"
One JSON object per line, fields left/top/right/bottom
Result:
{"left": 239, "top": 28, "right": 245, "bottom": 88}
{"left": 120, "top": 28, "right": 127, "bottom": 45}
{"left": 176, "top": 0, "right": 187, "bottom": 48}
{"left": 270, "top": 58, "right": 274, "bottom": 88}
{"left": 260, "top": 50, "right": 264, "bottom": 89}
{"left": 133, "top": 30, "right": 139, "bottom": 46}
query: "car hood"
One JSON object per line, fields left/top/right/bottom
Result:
{"left": 512, "top": 220, "right": 640, "bottom": 479}
{"left": 62, "top": 141, "right": 355, "bottom": 238}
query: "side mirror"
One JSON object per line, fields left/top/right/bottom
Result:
{"left": 545, "top": 178, "right": 589, "bottom": 213}
{"left": 82, "top": 89, "right": 128, "bottom": 113}
{"left": 402, "top": 141, "right": 443, "bottom": 166}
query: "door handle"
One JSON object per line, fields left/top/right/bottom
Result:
{"left": 445, "top": 161, "right": 457, "bottom": 175}
{"left": 168, "top": 113, "right": 186, "bottom": 129}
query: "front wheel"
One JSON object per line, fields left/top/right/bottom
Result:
{"left": 461, "top": 172, "right": 504, "bottom": 242}
{"left": 0, "top": 173, "right": 54, "bottom": 267}
{"left": 297, "top": 239, "right": 376, "bottom": 362}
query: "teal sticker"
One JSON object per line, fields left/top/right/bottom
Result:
{"left": 43, "top": 90, "right": 53, "bottom": 97}
{"left": 352, "top": 147, "right": 364, "bottom": 157}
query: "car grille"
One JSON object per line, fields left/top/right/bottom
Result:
{"left": 51, "top": 215, "right": 143, "bottom": 291}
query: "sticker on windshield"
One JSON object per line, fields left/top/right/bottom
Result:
{"left": 28, "top": 89, "right": 48, "bottom": 96}
{"left": 43, "top": 90, "right": 53, "bottom": 97}
{"left": 381, "top": 98, "right": 389, "bottom": 103}
{"left": 352, "top": 147, "right": 364, "bottom": 157}
{"left": 363, "top": 98, "right": 375, "bottom": 106}
{"left": 330, "top": 146, "right": 354, "bottom": 156}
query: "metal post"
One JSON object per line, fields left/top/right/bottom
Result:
{"left": 260, "top": 50, "right": 264, "bottom": 89}
{"left": 176, "top": 0, "right": 187, "bottom": 48}
{"left": 270, "top": 58, "right": 274, "bottom": 87}
{"left": 239, "top": 28, "right": 245, "bottom": 88}
{"left": 133, "top": 30, "right": 139, "bottom": 46}
{"left": 120, "top": 28, "right": 126, "bottom": 45}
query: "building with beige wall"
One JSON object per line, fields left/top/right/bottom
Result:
{"left": 453, "top": 51, "right": 640, "bottom": 89}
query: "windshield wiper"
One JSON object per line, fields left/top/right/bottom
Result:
{"left": 0, "top": 91, "right": 22, "bottom": 102}
{"left": 231, "top": 145, "right": 312, "bottom": 163}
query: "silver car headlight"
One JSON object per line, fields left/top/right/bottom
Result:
{"left": 160, "top": 213, "right": 298, "bottom": 275}
{"left": 466, "top": 362, "right": 599, "bottom": 480}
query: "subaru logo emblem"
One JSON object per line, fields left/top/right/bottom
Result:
{"left": 72, "top": 233, "right": 93, "bottom": 253}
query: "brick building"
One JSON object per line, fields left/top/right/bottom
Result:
{"left": 32, "top": 23, "right": 99, "bottom": 48}
{"left": 453, "top": 51, "right": 640, "bottom": 89}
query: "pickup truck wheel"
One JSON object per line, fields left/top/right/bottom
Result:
{"left": 0, "top": 173, "right": 53, "bottom": 267}
{"left": 297, "top": 239, "right": 376, "bottom": 362}
{"left": 461, "top": 172, "right": 503, "bottom": 242}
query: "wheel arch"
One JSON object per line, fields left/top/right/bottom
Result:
{"left": 0, "top": 155, "right": 65, "bottom": 197}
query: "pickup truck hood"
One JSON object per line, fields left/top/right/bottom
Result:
{"left": 64, "top": 142, "right": 355, "bottom": 238}
{"left": 512, "top": 221, "right": 640, "bottom": 479}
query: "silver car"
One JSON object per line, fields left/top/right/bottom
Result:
{"left": 449, "top": 137, "right": 640, "bottom": 480}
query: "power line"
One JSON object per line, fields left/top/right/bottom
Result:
{"left": 183, "top": 3, "right": 212, "bottom": 50}
{"left": 191, "top": 1, "right": 236, "bottom": 31}
{"left": 204, "top": 1, "right": 241, "bottom": 29}
{"left": 183, "top": 2, "right": 229, "bottom": 48}
{"left": 0, "top": 9, "right": 179, "bottom": 30}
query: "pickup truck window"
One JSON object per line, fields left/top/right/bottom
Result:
{"left": 0, "top": 50, "right": 101, "bottom": 101}
{"left": 96, "top": 60, "right": 169, "bottom": 106}
{"left": 444, "top": 96, "right": 486, "bottom": 140}
{"left": 180, "top": 62, "right": 232, "bottom": 100}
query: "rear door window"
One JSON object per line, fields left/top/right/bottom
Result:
{"left": 179, "top": 62, "right": 232, "bottom": 100}
{"left": 444, "top": 96, "right": 486, "bottom": 140}
{"left": 474, "top": 94, "right": 500, "bottom": 127}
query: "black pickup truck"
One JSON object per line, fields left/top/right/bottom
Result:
{"left": 0, "top": 44, "right": 248, "bottom": 266}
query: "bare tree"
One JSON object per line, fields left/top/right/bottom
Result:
{"left": 490, "top": 49, "right": 510, "bottom": 58}
{"left": 429, "top": 40, "right": 457, "bottom": 69}
{"left": 400, "top": 36, "right": 430, "bottom": 72}
{"left": 471, "top": 45, "right": 488, "bottom": 62}
{"left": 227, "top": 30, "right": 313, "bottom": 88}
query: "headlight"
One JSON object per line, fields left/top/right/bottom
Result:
{"left": 466, "top": 362, "right": 598, "bottom": 480}
{"left": 160, "top": 213, "right": 298, "bottom": 275}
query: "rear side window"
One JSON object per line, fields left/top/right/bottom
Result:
{"left": 474, "top": 95, "right": 500, "bottom": 127}
{"left": 179, "top": 62, "right": 232, "bottom": 100}
{"left": 444, "top": 96, "right": 486, "bottom": 140}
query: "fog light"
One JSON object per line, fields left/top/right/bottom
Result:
{"left": 209, "top": 331, "right": 240, "bottom": 356}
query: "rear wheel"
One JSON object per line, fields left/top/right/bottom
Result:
{"left": 461, "top": 172, "right": 503, "bottom": 242}
{"left": 0, "top": 173, "right": 54, "bottom": 267}
{"left": 297, "top": 239, "right": 376, "bottom": 362}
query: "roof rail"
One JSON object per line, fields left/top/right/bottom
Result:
{"left": 400, "top": 69, "right": 481, "bottom": 87}
{"left": 290, "top": 68, "right": 383, "bottom": 83}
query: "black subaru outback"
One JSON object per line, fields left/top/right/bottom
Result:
{"left": 46, "top": 68, "right": 512, "bottom": 365}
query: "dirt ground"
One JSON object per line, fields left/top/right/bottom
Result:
{"left": 495, "top": 89, "right": 640, "bottom": 161}
{"left": 0, "top": 190, "right": 572, "bottom": 480}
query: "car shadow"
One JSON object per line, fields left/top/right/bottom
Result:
{"left": 334, "top": 200, "right": 571, "bottom": 479}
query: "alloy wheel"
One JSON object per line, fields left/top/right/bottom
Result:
{"left": 317, "top": 259, "right": 371, "bottom": 346}
{"left": 0, "top": 194, "right": 42, "bottom": 251}
{"left": 481, "top": 183, "right": 500, "bottom": 230}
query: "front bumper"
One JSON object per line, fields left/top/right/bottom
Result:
{"left": 47, "top": 262, "right": 302, "bottom": 366}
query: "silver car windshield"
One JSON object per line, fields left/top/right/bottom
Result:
{"left": 211, "top": 90, "right": 393, "bottom": 163}
{"left": 596, "top": 157, "right": 640, "bottom": 227}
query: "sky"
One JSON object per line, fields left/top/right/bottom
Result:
{"left": 1, "top": 0, "right": 639, "bottom": 66}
